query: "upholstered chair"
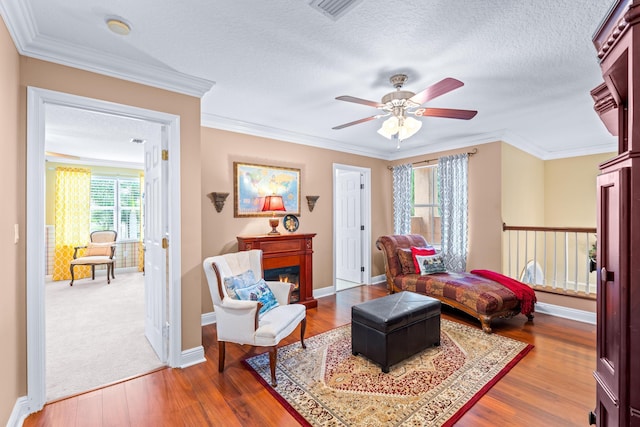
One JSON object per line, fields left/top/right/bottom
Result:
{"left": 70, "top": 230, "right": 117, "bottom": 286}
{"left": 202, "top": 250, "right": 306, "bottom": 386}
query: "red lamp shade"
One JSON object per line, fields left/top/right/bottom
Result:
{"left": 261, "top": 195, "right": 286, "bottom": 212}
{"left": 262, "top": 195, "right": 286, "bottom": 235}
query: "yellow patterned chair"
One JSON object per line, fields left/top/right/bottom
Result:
{"left": 70, "top": 230, "right": 117, "bottom": 286}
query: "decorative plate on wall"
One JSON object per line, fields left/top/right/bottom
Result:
{"left": 283, "top": 214, "right": 299, "bottom": 232}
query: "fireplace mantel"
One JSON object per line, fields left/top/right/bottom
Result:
{"left": 237, "top": 233, "right": 317, "bottom": 309}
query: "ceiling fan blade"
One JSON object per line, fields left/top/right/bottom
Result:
{"left": 335, "top": 95, "right": 384, "bottom": 108}
{"left": 414, "top": 107, "right": 477, "bottom": 120}
{"left": 332, "top": 115, "right": 382, "bottom": 130}
{"left": 409, "top": 78, "right": 464, "bottom": 105}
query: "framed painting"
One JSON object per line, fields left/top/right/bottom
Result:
{"left": 233, "top": 162, "right": 301, "bottom": 217}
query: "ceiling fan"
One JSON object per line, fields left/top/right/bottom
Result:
{"left": 332, "top": 74, "right": 477, "bottom": 148}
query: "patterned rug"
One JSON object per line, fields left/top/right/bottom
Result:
{"left": 244, "top": 319, "right": 533, "bottom": 426}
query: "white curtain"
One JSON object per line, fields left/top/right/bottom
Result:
{"left": 438, "top": 154, "right": 468, "bottom": 272}
{"left": 392, "top": 163, "right": 412, "bottom": 235}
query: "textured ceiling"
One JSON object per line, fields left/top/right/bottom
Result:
{"left": 1, "top": 0, "right": 620, "bottom": 164}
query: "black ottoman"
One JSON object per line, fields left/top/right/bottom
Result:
{"left": 351, "top": 291, "right": 441, "bottom": 373}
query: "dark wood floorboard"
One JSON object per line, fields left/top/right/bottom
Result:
{"left": 23, "top": 283, "right": 596, "bottom": 426}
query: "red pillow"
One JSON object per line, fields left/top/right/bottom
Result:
{"left": 410, "top": 246, "right": 436, "bottom": 273}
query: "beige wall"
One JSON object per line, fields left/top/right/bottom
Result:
{"left": 390, "top": 141, "right": 504, "bottom": 272}
{"left": 0, "top": 50, "right": 203, "bottom": 423}
{"left": 501, "top": 143, "right": 545, "bottom": 227}
{"left": 544, "top": 153, "right": 614, "bottom": 227}
{"left": 0, "top": 15, "right": 24, "bottom": 425}
{"left": 200, "top": 127, "right": 393, "bottom": 313}
{"left": 0, "top": 13, "right": 615, "bottom": 422}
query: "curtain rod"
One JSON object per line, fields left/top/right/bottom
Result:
{"left": 386, "top": 147, "right": 478, "bottom": 170}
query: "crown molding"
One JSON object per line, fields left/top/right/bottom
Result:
{"left": 541, "top": 142, "right": 618, "bottom": 160}
{"left": 201, "top": 112, "right": 390, "bottom": 160}
{"left": 385, "top": 132, "right": 502, "bottom": 161}
{"left": 0, "top": 1, "right": 214, "bottom": 97}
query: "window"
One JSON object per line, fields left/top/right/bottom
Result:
{"left": 411, "top": 166, "right": 441, "bottom": 246}
{"left": 90, "top": 176, "right": 141, "bottom": 241}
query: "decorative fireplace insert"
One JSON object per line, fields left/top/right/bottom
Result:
{"left": 264, "top": 265, "right": 300, "bottom": 303}
{"left": 237, "top": 233, "right": 317, "bottom": 308}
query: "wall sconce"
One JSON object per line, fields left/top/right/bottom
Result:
{"left": 306, "top": 195, "right": 319, "bottom": 212}
{"left": 207, "top": 192, "right": 229, "bottom": 213}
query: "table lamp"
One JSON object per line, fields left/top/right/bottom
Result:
{"left": 262, "top": 195, "right": 286, "bottom": 235}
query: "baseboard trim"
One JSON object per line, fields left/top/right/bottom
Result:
{"left": 535, "top": 302, "right": 596, "bottom": 324}
{"left": 371, "top": 274, "right": 386, "bottom": 285}
{"left": 7, "top": 396, "right": 29, "bottom": 427}
{"left": 201, "top": 311, "right": 216, "bottom": 326}
{"left": 313, "top": 285, "right": 335, "bottom": 299}
{"left": 179, "top": 346, "right": 206, "bottom": 368}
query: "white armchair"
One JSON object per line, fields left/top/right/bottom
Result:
{"left": 203, "top": 250, "right": 306, "bottom": 386}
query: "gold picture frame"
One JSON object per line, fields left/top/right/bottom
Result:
{"left": 233, "top": 162, "right": 301, "bottom": 217}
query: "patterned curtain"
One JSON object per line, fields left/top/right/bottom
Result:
{"left": 392, "top": 163, "right": 413, "bottom": 235}
{"left": 438, "top": 154, "right": 468, "bottom": 272}
{"left": 138, "top": 172, "right": 145, "bottom": 272}
{"left": 52, "top": 167, "right": 92, "bottom": 281}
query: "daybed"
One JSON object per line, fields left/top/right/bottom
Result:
{"left": 376, "top": 234, "right": 535, "bottom": 333}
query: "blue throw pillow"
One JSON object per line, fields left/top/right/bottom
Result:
{"left": 235, "top": 279, "right": 280, "bottom": 317}
{"left": 223, "top": 270, "right": 257, "bottom": 299}
{"left": 416, "top": 254, "right": 447, "bottom": 275}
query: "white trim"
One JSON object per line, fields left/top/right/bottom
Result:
{"left": 0, "top": 1, "right": 214, "bottom": 97}
{"left": 26, "top": 87, "right": 182, "bottom": 413}
{"left": 313, "top": 285, "right": 336, "bottom": 299}
{"left": 166, "top": 117, "right": 183, "bottom": 368}
{"left": 534, "top": 302, "right": 596, "bottom": 324}
{"left": 371, "top": 274, "right": 386, "bottom": 285}
{"left": 26, "top": 87, "right": 46, "bottom": 412}
{"left": 201, "top": 311, "right": 216, "bottom": 326}
{"left": 332, "top": 164, "right": 372, "bottom": 291}
{"left": 179, "top": 346, "right": 206, "bottom": 368}
{"left": 201, "top": 113, "right": 389, "bottom": 160}
{"left": 6, "top": 397, "right": 29, "bottom": 427}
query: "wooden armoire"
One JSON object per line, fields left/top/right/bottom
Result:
{"left": 590, "top": 1, "right": 640, "bottom": 425}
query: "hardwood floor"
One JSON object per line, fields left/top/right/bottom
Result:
{"left": 23, "top": 284, "right": 596, "bottom": 426}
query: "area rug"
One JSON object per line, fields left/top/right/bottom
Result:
{"left": 243, "top": 319, "right": 533, "bottom": 426}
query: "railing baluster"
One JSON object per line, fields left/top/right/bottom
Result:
{"left": 553, "top": 231, "right": 557, "bottom": 288}
{"left": 502, "top": 224, "right": 596, "bottom": 298}
{"left": 585, "top": 233, "right": 590, "bottom": 294}
{"left": 533, "top": 231, "right": 538, "bottom": 284}
{"left": 516, "top": 231, "right": 520, "bottom": 282}
{"left": 508, "top": 230, "right": 512, "bottom": 278}
{"left": 563, "top": 232, "right": 568, "bottom": 291}
{"left": 543, "top": 233, "right": 547, "bottom": 286}
{"left": 573, "top": 233, "right": 578, "bottom": 292}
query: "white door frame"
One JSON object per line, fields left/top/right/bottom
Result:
{"left": 26, "top": 87, "right": 182, "bottom": 412}
{"left": 332, "top": 163, "right": 371, "bottom": 288}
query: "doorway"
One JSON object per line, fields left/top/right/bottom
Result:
{"left": 333, "top": 164, "right": 371, "bottom": 291}
{"left": 26, "top": 87, "right": 182, "bottom": 411}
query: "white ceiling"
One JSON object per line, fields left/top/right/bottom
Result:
{"left": 1, "top": 0, "right": 620, "bottom": 163}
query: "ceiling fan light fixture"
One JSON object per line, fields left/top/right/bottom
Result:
{"left": 377, "top": 115, "right": 422, "bottom": 142}
{"left": 377, "top": 116, "right": 399, "bottom": 139}
{"left": 398, "top": 116, "right": 422, "bottom": 140}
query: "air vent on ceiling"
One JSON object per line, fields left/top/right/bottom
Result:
{"left": 309, "top": 0, "right": 363, "bottom": 21}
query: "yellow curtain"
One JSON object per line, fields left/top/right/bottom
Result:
{"left": 52, "top": 167, "right": 92, "bottom": 281}
{"left": 138, "top": 172, "right": 145, "bottom": 272}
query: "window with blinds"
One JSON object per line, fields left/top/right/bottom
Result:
{"left": 412, "top": 165, "right": 441, "bottom": 247}
{"left": 90, "top": 176, "right": 141, "bottom": 241}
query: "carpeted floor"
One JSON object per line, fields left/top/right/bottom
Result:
{"left": 45, "top": 271, "right": 164, "bottom": 401}
{"left": 245, "top": 319, "right": 533, "bottom": 427}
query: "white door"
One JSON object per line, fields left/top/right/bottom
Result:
{"left": 336, "top": 170, "right": 363, "bottom": 286}
{"left": 144, "top": 128, "right": 168, "bottom": 362}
